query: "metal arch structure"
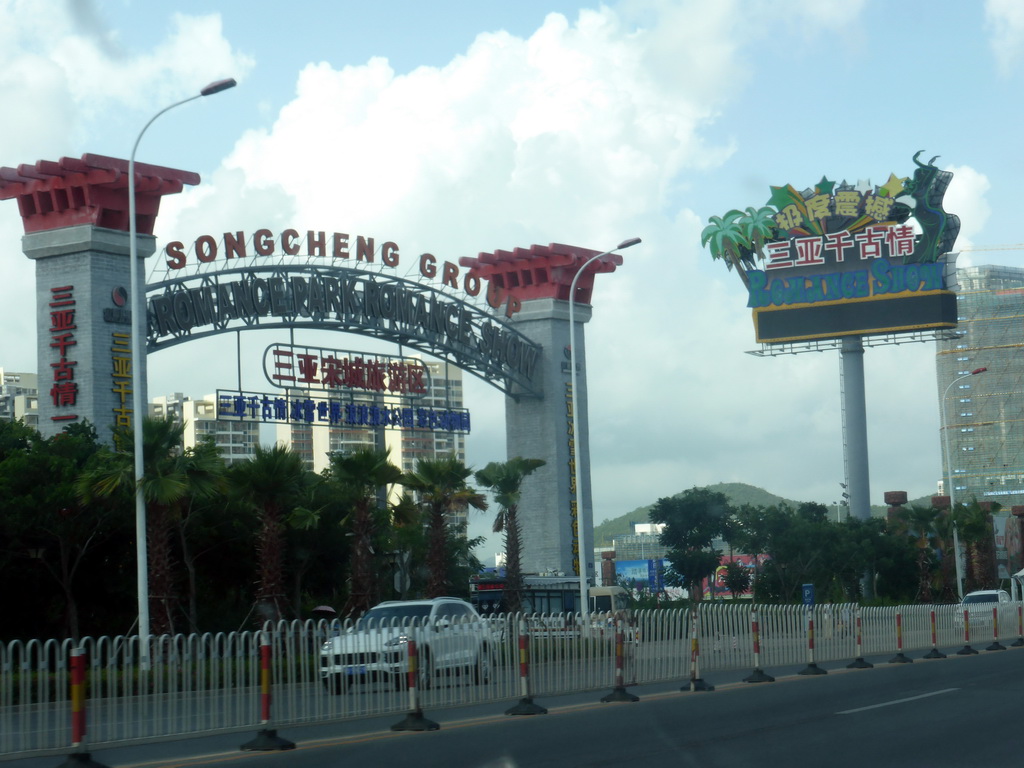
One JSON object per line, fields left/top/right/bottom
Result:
{"left": 144, "top": 263, "right": 544, "bottom": 399}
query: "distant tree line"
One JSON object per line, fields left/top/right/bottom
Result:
{"left": 0, "top": 417, "right": 550, "bottom": 642}
{"left": 650, "top": 487, "right": 1003, "bottom": 604}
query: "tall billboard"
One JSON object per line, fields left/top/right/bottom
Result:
{"left": 702, "top": 152, "right": 960, "bottom": 344}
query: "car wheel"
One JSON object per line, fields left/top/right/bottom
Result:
{"left": 323, "top": 673, "right": 346, "bottom": 695}
{"left": 473, "top": 646, "right": 492, "bottom": 685}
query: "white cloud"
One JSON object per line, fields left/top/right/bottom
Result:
{"left": 986, "top": 0, "right": 1024, "bottom": 75}
{"left": 944, "top": 164, "right": 992, "bottom": 255}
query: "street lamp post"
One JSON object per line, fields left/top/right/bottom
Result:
{"left": 130, "top": 78, "right": 236, "bottom": 662}
{"left": 569, "top": 237, "right": 641, "bottom": 615}
{"left": 941, "top": 366, "right": 986, "bottom": 601}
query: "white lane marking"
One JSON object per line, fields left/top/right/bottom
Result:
{"left": 837, "top": 688, "right": 959, "bottom": 715}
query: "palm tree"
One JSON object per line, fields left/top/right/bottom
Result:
{"left": 895, "top": 504, "right": 940, "bottom": 603}
{"left": 230, "top": 444, "right": 311, "bottom": 623}
{"left": 78, "top": 416, "right": 191, "bottom": 635}
{"left": 701, "top": 209, "right": 751, "bottom": 287}
{"left": 956, "top": 500, "right": 1000, "bottom": 593}
{"left": 737, "top": 206, "right": 778, "bottom": 266}
{"left": 474, "top": 457, "right": 545, "bottom": 614}
{"left": 402, "top": 455, "right": 487, "bottom": 598}
{"left": 327, "top": 447, "right": 404, "bottom": 617}
{"left": 173, "top": 438, "right": 228, "bottom": 632}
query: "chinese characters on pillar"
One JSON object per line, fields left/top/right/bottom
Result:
{"left": 565, "top": 382, "right": 580, "bottom": 577}
{"left": 48, "top": 285, "right": 78, "bottom": 423}
{"left": 111, "top": 331, "right": 132, "bottom": 432}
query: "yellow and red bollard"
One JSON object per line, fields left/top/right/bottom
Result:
{"left": 1013, "top": 604, "right": 1024, "bottom": 647}
{"left": 922, "top": 608, "right": 947, "bottom": 659}
{"left": 391, "top": 638, "right": 440, "bottom": 730}
{"left": 846, "top": 607, "right": 873, "bottom": 668}
{"left": 956, "top": 608, "right": 978, "bottom": 655}
{"left": 743, "top": 607, "right": 774, "bottom": 682}
{"left": 55, "top": 647, "right": 109, "bottom": 768}
{"left": 506, "top": 618, "right": 547, "bottom": 715}
{"left": 684, "top": 605, "right": 713, "bottom": 691}
{"left": 601, "top": 619, "right": 639, "bottom": 702}
{"left": 799, "top": 608, "right": 827, "bottom": 675}
{"left": 985, "top": 606, "right": 1006, "bottom": 651}
{"left": 241, "top": 630, "right": 296, "bottom": 750}
{"left": 888, "top": 611, "right": 912, "bottom": 663}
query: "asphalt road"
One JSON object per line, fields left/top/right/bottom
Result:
{"left": 7, "top": 645, "right": 1022, "bottom": 768}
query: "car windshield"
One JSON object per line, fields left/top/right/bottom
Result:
{"left": 361, "top": 605, "right": 433, "bottom": 624}
{"left": 963, "top": 593, "right": 998, "bottom": 604}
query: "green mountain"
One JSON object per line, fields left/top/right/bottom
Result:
{"left": 593, "top": 482, "right": 935, "bottom": 547}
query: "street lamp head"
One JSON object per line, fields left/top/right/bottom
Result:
{"left": 616, "top": 237, "right": 642, "bottom": 250}
{"left": 201, "top": 78, "right": 237, "bottom": 96}
{"left": 971, "top": 367, "right": 987, "bottom": 375}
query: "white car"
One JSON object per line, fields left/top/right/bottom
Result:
{"left": 957, "top": 589, "right": 1012, "bottom": 630}
{"left": 320, "top": 598, "right": 494, "bottom": 693}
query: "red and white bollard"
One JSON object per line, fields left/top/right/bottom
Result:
{"left": 799, "top": 608, "right": 827, "bottom": 675}
{"left": 241, "top": 630, "right": 295, "bottom": 750}
{"left": 506, "top": 618, "right": 547, "bottom": 715}
{"left": 601, "top": 619, "right": 639, "bottom": 702}
{"left": 923, "top": 608, "right": 947, "bottom": 659}
{"left": 888, "top": 611, "right": 912, "bottom": 663}
{"left": 1013, "top": 604, "right": 1024, "bottom": 647}
{"left": 743, "top": 607, "right": 774, "bottom": 682}
{"left": 986, "top": 606, "right": 1006, "bottom": 651}
{"left": 391, "top": 638, "right": 440, "bottom": 730}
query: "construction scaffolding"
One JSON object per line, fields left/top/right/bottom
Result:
{"left": 937, "top": 264, "right": 1024, "bottom": 510}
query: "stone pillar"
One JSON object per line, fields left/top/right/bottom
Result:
{"left": 0, "top": 154, "right": 199, "bottom": 443}
{"left": 25, "top": 226, "right": 153, "bottom": 440}
{"left": 506, "top": 297, "right": 594, "bottom": 583}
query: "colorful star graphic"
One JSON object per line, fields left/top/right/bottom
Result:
{"left": 878, "top": 172, "right": 908, "bottom": 198}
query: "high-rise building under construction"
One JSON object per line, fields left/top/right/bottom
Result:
{"left": 936, "top": 264, "right": 1024, "bottom": 509}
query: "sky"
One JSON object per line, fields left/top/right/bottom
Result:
{"left": 2, "top": 0, "right": 1024, "bottom": 561}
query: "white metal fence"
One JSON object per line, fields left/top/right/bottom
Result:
{"left": 1, "top": 601, "right": 1021, "bottom": 758}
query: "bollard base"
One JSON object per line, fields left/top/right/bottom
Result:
{"left": 742, "top": 667, "right": 775, "bottom": 683}
{"left": 986, "top": 641, "right": 1006, "bottom": 651}
{"left": 922, "top": 648, "right": 947, "bottom": 659}
{"left": 505, "top": 697, "right": 548, "bottom": 716}
{"left": 846, "top": 657, "right": 874, "bottom": 669}
{"left": 391, "top": 709, "right": 440, "bottom": 731}
{"left": 240, "top": 729, "right": 296, "bottom": 751}
{"left": 1013, "top": 637, "right": 1024, "bottom": 647}
{"left": 686, "top": 678, "right": 715, "bottom": 692}
{"left": 888, "top": 652, "right": 913, "bottom": 664}
{"left": 798, "top": 663, "right": 828, "bottom": 675}
{"left": 956, "top": 644, "right": 979, "bottom": 655}
{"left": 55, "top": 752, "right": 111, "bottom": 768}
{"left": 601, "top": 686, "right": 640, "bottom": 703}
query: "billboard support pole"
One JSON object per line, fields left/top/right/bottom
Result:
{"left": 841, "top": 335, "right": 873, "bottom": 598}
{"left": 840, "top": 335, "right": 871, "bottom": 522}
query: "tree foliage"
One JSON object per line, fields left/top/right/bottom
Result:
{"left": 650, "top": 488, "right": 734, "bottom": 599}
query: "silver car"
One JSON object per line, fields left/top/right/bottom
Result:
{"left": 320, "top": 598, "right": 494, "bottom": 693}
